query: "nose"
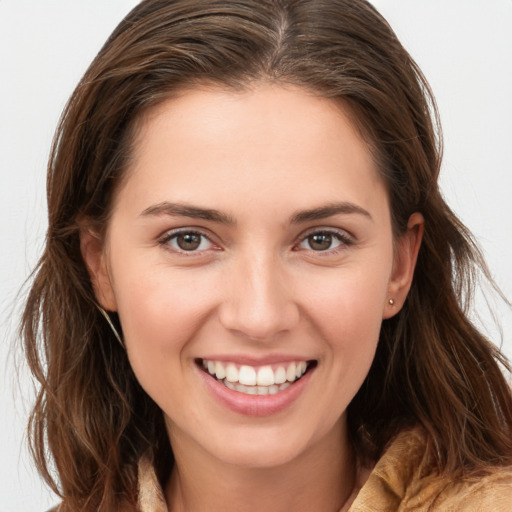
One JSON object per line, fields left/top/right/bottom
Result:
{"left": 218, "top": 252, "right": 300, "bottom": 342}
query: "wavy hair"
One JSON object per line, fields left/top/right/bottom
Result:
{"left": 22, "top": 0, "right": 512, "bottom": 509}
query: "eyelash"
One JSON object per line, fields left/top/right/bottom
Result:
{"left": 158, "top": 229, "right": 216, "bottom": 255}
{"left": 295, "top": 229, "right": 353, "bottom": 254}
{"left": 158, "top": 228, "right": 354, "bottom": 255}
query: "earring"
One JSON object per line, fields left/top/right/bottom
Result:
{"left": 388, "top": 298, "right": 395, "bottom": 306}
{"left": 97, "top": 306, "right": 125, "bottom": 349}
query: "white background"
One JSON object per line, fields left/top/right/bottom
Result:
{"left": 1, "top": 1, "right": 511, "bottom": 510}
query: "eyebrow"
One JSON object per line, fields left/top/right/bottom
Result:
{"left": 140, "top": 202, "right": 236, "bottom": 225}
{"left": 140, "top": 200, "right": 372, "bottom": 226}
{"left": 290, "top": 202, "right": 373, "bottom": 224}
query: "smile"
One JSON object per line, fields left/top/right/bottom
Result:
{"left": 199, "top": 359, "right": 314, "bottom": 396}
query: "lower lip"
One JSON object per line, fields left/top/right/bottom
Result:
{"left": 198, "top": 366, "right": 314, "bottom": 417}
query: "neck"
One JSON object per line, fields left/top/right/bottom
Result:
{"left": 165, "top": 420, "right": 360, "bottom": 512}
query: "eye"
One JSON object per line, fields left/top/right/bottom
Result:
{"left": 162, "top": 230, "right": 214, "bottom": 252}
{"left": 297, "top": 230, "right": 351, "bottom": 252}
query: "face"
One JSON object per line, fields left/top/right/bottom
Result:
{"left": 83, "top": 84, "right": 422, "bottom": 470}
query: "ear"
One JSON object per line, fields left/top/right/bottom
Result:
{"left": 383, "top": 212, "right": 424, "bottom": 319}
{"left": 80, "top": 226, "right": 118, "bottom": 311}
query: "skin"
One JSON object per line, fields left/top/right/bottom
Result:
{"left": 82, "top": 84, "right": 423, "bottom": 512}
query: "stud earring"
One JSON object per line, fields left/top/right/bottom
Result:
{"left": 97, "top": 305, "right": 125, "bottom": 349}
{"left": 388, "top": 298, "right": 395, "bottom": 306}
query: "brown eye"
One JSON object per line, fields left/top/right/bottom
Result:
{"left": 297, "top": 230, "right": 349, "bottom": 252}
{"left": 307, "top": 233, "right": 333, "bottom": 251}
{"left": 177, "top": 233, "right": 201, "bottom": 250}
{"left": 165, "top": 231, "right": 213, "bottom": 252}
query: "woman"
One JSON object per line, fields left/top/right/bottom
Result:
{"left": 22, "top": 0, "right": 512, "bottom": 510}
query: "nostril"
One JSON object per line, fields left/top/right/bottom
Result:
{"left": 217, "top": 277, "right": 300, "bottom": 340}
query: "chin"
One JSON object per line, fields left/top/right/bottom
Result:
{"left": 212, "top": 437, "right": 309, "bottom": 470}
{"left": 198, "top": 418, "right": 341, "bottom": 471}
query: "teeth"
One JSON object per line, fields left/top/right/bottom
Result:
{"left": 225, "top": 363, "right": 239, "bottom": 383}
{"left": 286, "top": 363, "right": 297, "bottom": 382}
{"left": 268, "top": 385, "right": 279, "bottom": 395}
{"left": 274, "top": 366, "right": 286, "bottom": 384}
{"left": 202, "top": 358, "right": 310, "bottom": 395}
{"left": 256, "top": 366, "right": 274, "bottom": 386}
{"left": 239, "top": 365, "right": 257, "bottom": 386}
{"left": 215, "top": 361, "right": 226, "bottom": 380}
{"left": 219, "top": 381, "right": 292, "bottom": 395}
{"left": 257, "top": 386, "right": 269, "bottom": 395}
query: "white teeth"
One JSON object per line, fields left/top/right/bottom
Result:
{"left": 221, "top": 379, "right": 293, "bottom": 395}
{"left": 215, "top": 361, "right": 226, "bottom": 380}
{"left": 257, "top": 386, "right": 269, "bottom": 395}
{"left": 268, "top": 385, "right": 279, "bottom": 395}
{"left": 239, "top": 365, "right": 257, "bottom": 386}
{"left": 224, "top": 380, "right": 236, "bottom": 390}
{"left": 296, "top": 361, "right": 307, "bottom": 377}
{"left": 274, "top": 366, "right": 286, "bottom": 384}
{"left": 256, "top": 366, "right": 275, "bottom": 386}
{"left": 202, "top": 359, "right": 310, "bottom": 395}
{"left": 286, "top": 363, "right": 297, "bottom": 382}
{"left": 225, "top": 364, "right": 239, "bottom": 383}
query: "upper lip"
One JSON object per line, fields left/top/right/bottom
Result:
{"left": 197, "top": 354, "right": 315, "bottom": 366}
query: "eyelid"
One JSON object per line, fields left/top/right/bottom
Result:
{"left": 157, "top": 225, "right": 354, "bottom": 255}
{"left": 294, "top": 226, "right": 354, "bottom": 252}
{"left": 158, "top": 227, "right": 220, "bottom": 254}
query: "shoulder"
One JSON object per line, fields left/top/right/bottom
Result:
{"left": 349, "top": 427, "right": 512, "bottom": 512}
{"left": 425, "top": 469, "right": 512, "bottom": 511}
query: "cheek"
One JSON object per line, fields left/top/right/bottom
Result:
{"left": 303, "top": 265, "right": 389, "bottom": 339}
{"left": 113, "top": 267, "right": 221, "bottom": 414}
{"left": 111, "top": 260, "right": 218, "bottom": 379}
{"left": 284, "top": 265, "right": 390, "bottom": 435}
{"left": 113, "top": 254, "right": 213, "bottom": 341}
{"left": 298, "top": 256, "right": 392, "bottom": 380}
{"left": 323, "top": 286, "right": 384, "bottom": 380}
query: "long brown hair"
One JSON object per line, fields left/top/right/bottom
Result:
{"left": 22, "top": 0, "right": 512, "bottom": 510}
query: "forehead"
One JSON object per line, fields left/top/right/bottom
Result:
{"left": 115, "top": 84, "right": 387, "bottom": 220}
{"left": 134, "top": 84, "right": 372, "bottom": 162}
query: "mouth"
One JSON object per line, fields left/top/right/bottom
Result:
{"left": 196, "top": 358, "right": 317, "bottom": 396}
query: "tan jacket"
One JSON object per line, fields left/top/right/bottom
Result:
{"left": 348, "top": 428, "right": 512, "bottom": 511}
{"left": 138, "top": 428, "right": 512, "bottom": 511}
